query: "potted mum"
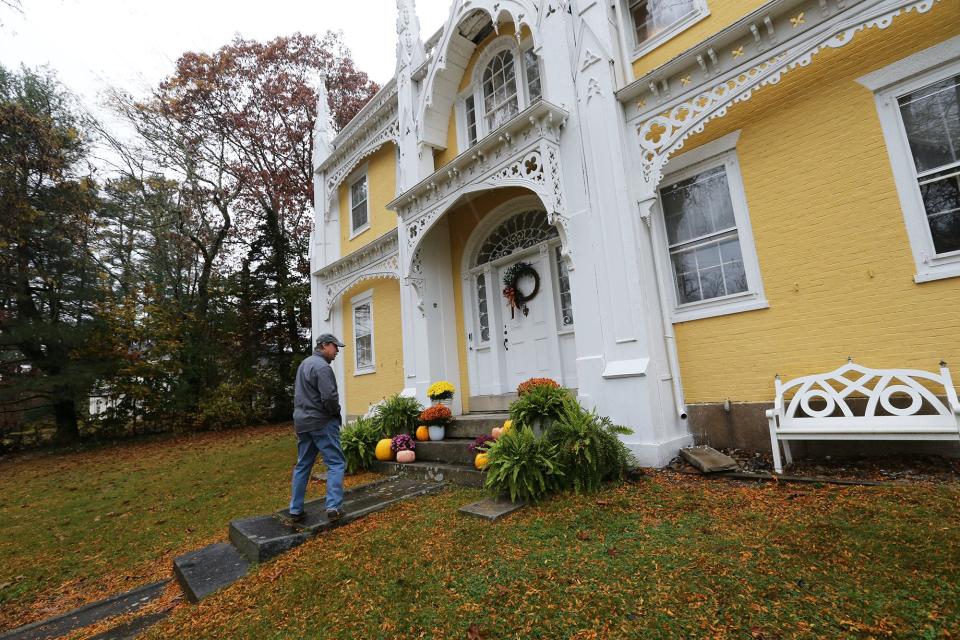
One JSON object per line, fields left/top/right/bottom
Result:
{"left": 391, "top": 434, "right": 416, "bottom": 464}
{"left": 427, "top": 380, "right": 456, "bottom": 407}
{"left": 468, "top": 434, "right": 495, "bottom": 470}
{"left": 419, "top": 404, "right": 453, "bottom": 441}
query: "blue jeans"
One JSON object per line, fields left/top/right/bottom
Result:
{"left": 289, "top": 419, "right": 345, "bottom": 515}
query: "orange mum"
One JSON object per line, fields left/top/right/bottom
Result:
{"left": 516, "top": 377, "right": 560, "bottom": 396}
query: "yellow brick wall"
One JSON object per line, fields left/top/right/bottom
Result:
{"left": 658, "top": 4, "right": 960, "bottom": 403}
{"left": 630, "top": 0, "right": 769, "bottom": 79}
{"left": 447, "top": 188, "right": 533, "bottom": 411}
{"left": 339, "top": 143, "right": 398, "bottom": 253}
{"left": 340, "top": 278, "right": 405, "bottom": 415}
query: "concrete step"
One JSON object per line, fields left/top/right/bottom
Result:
{"left": 448, "top": 412, "right": 508, "bottom": 438}
{"left": 228, "top": 476, "right": 442, "bottom": 564}
{"left": 468, "top": 394, "right": 516, "bottom": 413}
{"left": 415, "top": 438, "right": 474, "bottom": 464}
{"left": 372, "top": 460, "right": 485, "bottom": 488}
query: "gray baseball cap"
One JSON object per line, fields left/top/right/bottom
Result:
{"left": 316, "top": 333, "right": 346, "bottom": 348}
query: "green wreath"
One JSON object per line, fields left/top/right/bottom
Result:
{"left": 501, "top": 261, "right": 540, "bottom": 317}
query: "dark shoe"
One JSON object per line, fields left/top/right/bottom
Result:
{"left": 281, "top": 510, "right": 306, "bottom": 525}
{"left": 325, "top": 508, "right": 344, "bottom": 522}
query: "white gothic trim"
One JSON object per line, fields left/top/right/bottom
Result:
{"left": 319, "top": 86, "right": 400, "bottom": 207}
{"left": 460, "top": 194, "right": 556, "bottom": 274}
{"left": 417, "top": 0, "right": 542, "bottom": 150}
{"left": 391, "top": 100, "right": 570, "bottom": 278}
{"left": 629, "top": 0, "right": 943, "bottom": 192}
{"left": 316, "top": 230, "right": 400, "bottom": 320}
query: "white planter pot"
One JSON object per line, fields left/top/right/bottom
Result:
{"left": 428, "top": 425, "right": 446, "bottom": 441}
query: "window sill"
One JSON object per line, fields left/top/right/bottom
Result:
{"left": 914, "top": 261, "right": 960, "bottom": 283}
{"left": 557, "top": 327, "right": 576, "bottom": 336}
{"left": 353, "top": 367, "right": 376, "bottom": 377}
{"left": 349, "top": 224, "right": 371, "bottom": 241}
{"left": 671, "top": 294, "right": 768, "bottom": 323}
{"left": 630, "top": 10, "right": 710, "bottom": 63}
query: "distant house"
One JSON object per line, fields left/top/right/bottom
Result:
{"left": 309, "top": 0, "right": 960, "bottom": 466}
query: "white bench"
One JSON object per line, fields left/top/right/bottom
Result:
{"left": 766, "top": 359, "right": 960, "bottom": 474}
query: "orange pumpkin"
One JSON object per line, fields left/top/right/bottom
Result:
{"left": 415, "top": 426, "right": 430, "bottom": 441}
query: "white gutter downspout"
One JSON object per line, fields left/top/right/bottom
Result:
{"left": 639, "top": 197, "right": 688, "bottom": 420}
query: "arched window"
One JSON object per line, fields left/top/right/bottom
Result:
{"left": 475, "top": 210, "right": 559, "bottom": 266}
{"left": 482, "top": 50, "right": 520, "bottom": 130}
{"left": 460, "top": 36, "right": 543, "bottom": 148}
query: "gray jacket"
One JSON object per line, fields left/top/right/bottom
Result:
{"left": 293, "top": 352, "right": 341, "bottom": 433}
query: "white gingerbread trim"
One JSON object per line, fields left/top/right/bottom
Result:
{"left": 390, "top": 101, "right": 570, "bottom": 277}
{"left": 316, "top": 230, "right": 400, "bottom": 321}
{"left": 631, "top": 0, "right": 943, "bottom": 192}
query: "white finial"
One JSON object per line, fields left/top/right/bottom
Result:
{"left": 313, "top": 72, "right": 335, "bottom": 166}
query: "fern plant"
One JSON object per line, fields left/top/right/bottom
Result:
{"left": 547, "top": 404, "right": 636, "bottom": 492}
{"left": 340, "top": 417, "right": 384, "bottom": 474}
{"left": 508, "top": 384, "right": 576, "bottom": 433}
{"left": 373, "top": 393, "right": 423, "bottom": 436}
{"left": 484, "top": 426, "right": 564, "bottom": 503}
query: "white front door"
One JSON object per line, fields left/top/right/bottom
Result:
{"left": 498, "top": 249, "right": 559, "bottom": 390}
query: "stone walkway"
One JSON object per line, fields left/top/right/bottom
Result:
{"left": 1, "top": 476, "right": 444, "bottom": 640}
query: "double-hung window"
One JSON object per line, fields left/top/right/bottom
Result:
{"left": 861, "top": 39, "right": 960, "bottom": 282}
{"left": 352, "top": 292, "right": 374, "bottom": 373}
{"left": 655, "top": 132, "right": 767, "bottom": 322}
{"left": 626, "top": 0, "right": 708, "bottom": 57}
{"left": 458, "top": 37, "right": 543, "bottom": 152}
{"left": 350, "top": 175, "right": 369, "bottom": 236}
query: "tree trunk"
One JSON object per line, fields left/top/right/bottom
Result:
{"left": 52, "top": 395, "right": 80, "bottom": 445}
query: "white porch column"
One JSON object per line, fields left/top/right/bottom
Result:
{"left": 545, "top": 2, "right": 690, "bottom": 465}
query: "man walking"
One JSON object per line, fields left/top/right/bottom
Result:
{"left": 287, "top": 334, "right": 347, "bottom": 524}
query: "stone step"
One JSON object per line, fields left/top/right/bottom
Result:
{"left": 468, "top": 394, "right": 516, "bottom": 413}
{"left": 228, "top": 476, "right": 442, "bottom": 564}
{"left": 415, "top": 438, "right": 475, "bottom": 465}
{"left": 372, "top": 460, "right": 485, "bottom": 488}
{"left": 448, "top": 412, "right": 508, "bottom": 438}
{"left": 173, "top": 543, "right": 249, "bottom": 604}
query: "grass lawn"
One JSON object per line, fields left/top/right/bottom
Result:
{"left": 0, "top": 424, "right": 379, "bottom": 632}
{"left": 141, "top": 475, "right": 959, "bottom": 639}
{"left": 2, "top": 429, "right": 958, "bottom": 639}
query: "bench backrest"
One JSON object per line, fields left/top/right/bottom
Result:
{"left": 772, "top": 360, "right": 959, "bottom": 430}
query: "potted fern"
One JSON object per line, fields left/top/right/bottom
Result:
{"left": 509, "top": 379, "right": 573, "bottom": 437}
{"left": 373, "top": 393, "right": 423, "bottom": 436}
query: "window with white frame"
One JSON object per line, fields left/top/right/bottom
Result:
{"left": 655, "top": 132, "right": 767, "bottom": 321}
{"left": 458, "top": 37, "right": 542, "bottom": 152}
{"left": 352, "top": 293, "right": 374, "bottom": 372}
{"left": 475, "top": 273, "right": 490, "bottom": 343}
{"left": 627, "top": 0, "right": 707, "bottom": 55}
{"left": 350, "top": 175, "right": 369, "bottom": 235}
{"left": 862, "top": 39, "right": 960, "bottom": 283}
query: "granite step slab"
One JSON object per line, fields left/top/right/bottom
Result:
{"left": 680, "top": 446, "right": 739, "bottom": 473}
{"left": 459, "top": 497, "right": 527, "bottom": 521}
{"left": 0, "top": 580, "right": 169, "bottom": 640}
{"left": 373, "top": 460, "right": 485, "bottom": 487}
{"left": 173, "top": 542, "right": 250, "bottom": 604}
{"left": 414, "top": 438, "right": 475, "bottom": 464}
{"left": 229, "top": 477, "right": 443, "bottom": 563}
{"left": 447, "top": 414, "right": 508, "bottom": 439}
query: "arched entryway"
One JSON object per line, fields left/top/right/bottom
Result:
{"left": 461, "top": 196, "right": 578, "bottom": 396}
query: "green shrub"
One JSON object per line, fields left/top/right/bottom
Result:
{"left": 508, "top": 384, "right": 576, "bottom": 431}
{"left": 547, "top": 404, "right": 636, "bottom": 492}
{"left": 340, "top": 416, "right": 384, "bottom": 474}
{"left": 193, "top": 376, "right": 274, "bottom": 431}
{"left": 484, "top": 426, "right": 563, "bottom": 503}
{"left": 373, "top": 393, "right": 423, "bottom": 436}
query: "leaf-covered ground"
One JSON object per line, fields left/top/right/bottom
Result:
{"left": 3, "top": 427, "right": 958, "bottom": 638}
{"left": 138, "top": 473, "right": 958, "bottom": 639}
{"left": 0, "top": 425, "right": 377, "bottom": 632}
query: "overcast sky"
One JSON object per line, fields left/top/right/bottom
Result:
{"left": 0, "top": 0, "right": 452, "bottom": 114}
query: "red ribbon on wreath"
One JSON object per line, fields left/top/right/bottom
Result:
{"left": 502, "top": 285, "right": 517, "bottom": 318}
